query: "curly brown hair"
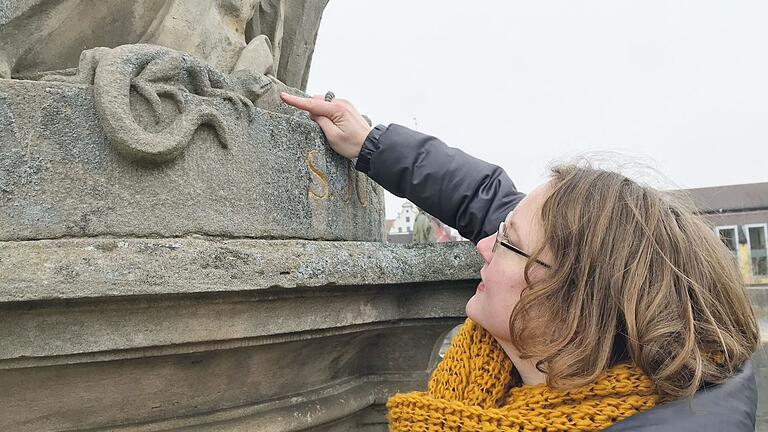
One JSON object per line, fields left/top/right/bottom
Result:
{"left": 510, "top": 164, "right": 760, "bottom": 400}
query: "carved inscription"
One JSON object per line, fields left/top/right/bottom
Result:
{"left": 306, "top": 150, "right": 369, "bottom": 206}
{"left": 354, "top": 165, "right": 368, "bottom": 208}
{"left": 306, "top": 149, "right": 330, "bottom": 200}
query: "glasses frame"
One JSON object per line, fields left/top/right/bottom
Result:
{"left": 493, "top": 221, "right": 552, "bottom": 269}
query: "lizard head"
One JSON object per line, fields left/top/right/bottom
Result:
{"left": 229, "top": 70, "right": 274, "bottom": 103}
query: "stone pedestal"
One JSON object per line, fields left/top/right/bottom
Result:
{"left": 0, "top": 239, "right": 480, "bottom": 431}
{"left": 0, "top": 77, "right": 482, "bottom": 431}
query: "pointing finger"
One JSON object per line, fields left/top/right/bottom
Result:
{"left": 280, "top": 92, "right": 337, "bottom": 117}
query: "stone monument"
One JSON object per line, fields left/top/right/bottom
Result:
{"left": 412, "top": 208, "right": 436, "bottom": 244}
{"left": 0, "top": 1, "right": 481, "bottom": 430}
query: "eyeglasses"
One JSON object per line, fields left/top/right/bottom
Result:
{"left": 493, "top": 221, "right": 552, "bottom": 269}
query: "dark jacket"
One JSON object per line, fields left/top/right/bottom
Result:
{"left": 356, "top": 124, "right": 524, "bottom": 244}
{"left": 355, "top": 123, "right": 759, "bottom": 432}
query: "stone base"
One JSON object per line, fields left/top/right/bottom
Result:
{"left": 0, "top": 239, "right": 480, "bottom": 431}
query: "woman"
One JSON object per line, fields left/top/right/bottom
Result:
{"left": 280, "top": 93, "right": 760, "bottom": 431}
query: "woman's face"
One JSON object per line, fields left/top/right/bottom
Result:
{"left": 465, "top": 182, "right": 552, "bottom": 343}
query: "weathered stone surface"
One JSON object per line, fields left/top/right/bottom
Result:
{"left": 0, "top": 78, "right": 384, "bottom": 241}
{"left": 0, "top": 0, "right": 162, "bottom": 78}
{"left": 139, "top": 0, "right": 263, "bottom": 74}
{"left": 235, "top": 34, "right": 277, "bottom": 75}
{"left": 0, "top": 325, "right": 451, "bottom": 431}
{"left": 248, "top": 0, "right": 331, "bottom": 90}
{"left": 0, "top": 239, "right": 480, "bottom": 431}
{"left": 0, "top": 0, "right": 328, "bottom": 89}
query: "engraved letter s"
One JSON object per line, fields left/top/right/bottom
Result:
{"left": 306, "top": 150, "right": 330, "bottom": 200}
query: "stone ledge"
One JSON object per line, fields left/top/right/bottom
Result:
{"left": 0, "top": 315, "right": 460, "bottom": 431}
{"left": 0, "top": 238, "right": 481, "bottom": 302}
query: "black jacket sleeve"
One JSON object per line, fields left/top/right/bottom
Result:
{"left": 355, "top": 124, "right": 525, "bottom": 244}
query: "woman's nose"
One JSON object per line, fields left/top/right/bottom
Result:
{"left": 476, "top": 233, "right": 496, "bottom": 264}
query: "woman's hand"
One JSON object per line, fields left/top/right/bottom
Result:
{"left": 280, "top": 92, "right": 373, "bottom": 159}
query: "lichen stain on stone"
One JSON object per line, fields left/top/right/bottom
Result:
{"left": 200, "top": 246, "right": 255, "bottom": 270}
{"left": 94, "top": 241, "right": 119, "bottom": 252}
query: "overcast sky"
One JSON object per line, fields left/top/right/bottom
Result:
{"left": 306, "top": 1, "right": 768, "bottom": 218}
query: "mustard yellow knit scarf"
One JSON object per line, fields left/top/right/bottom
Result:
{"left": 387, "top": 319, "right": 659, "bottom": 431}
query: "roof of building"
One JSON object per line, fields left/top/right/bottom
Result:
{"left": 680, "top": 182, "right": 768, "bottom": 214}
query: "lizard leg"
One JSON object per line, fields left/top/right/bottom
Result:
{"left": 155, "top": 84, "right": 187, "bottom": 110}
{"left": 132, "top": 78, "right": 188, "bottom": 117}
{"left": 205, "top": 88, "right": 256, "bottom": 122}
{"left": 201, "top": 111, "right": 232, "bottom": 149}
{"left": 194, "top": 67, "right": 256, "bottom": 122}
{"left": 184, "top": 65, "right": 235, "bottom": 149}
{"left": 132, "top": 56, "right": 191, "bottom": 118}
{"left": 131, "top": 77, "right": 164, "bottom": 117}
{"left": 212, "top": 68, "right": 257, "bottom": 122}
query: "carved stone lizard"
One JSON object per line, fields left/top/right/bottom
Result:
{"left": 44, "top": 44, "right": 276, "bottom": 163}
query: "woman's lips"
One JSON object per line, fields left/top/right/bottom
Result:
{"left": 477, "top": 281, "right": 485, "bottom": 292}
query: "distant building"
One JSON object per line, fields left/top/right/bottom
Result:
{"left": 684, "top": 182, "right": 768, "bottom": 285}
{"left": 386, "top": 201, "right": 416, "bottom": 243}
{"left": 386, "top": 201, "right": 465, "bottom": 244}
